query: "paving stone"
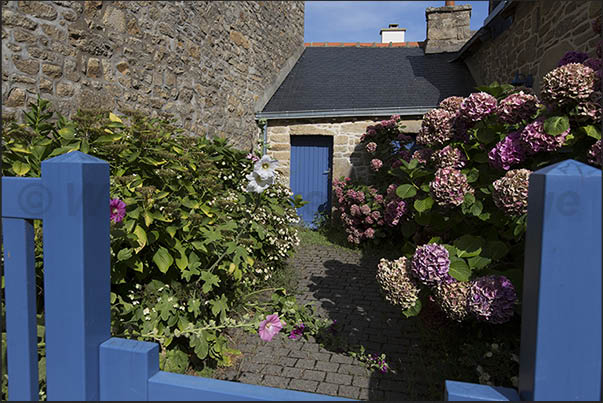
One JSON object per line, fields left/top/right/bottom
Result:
{"left": 262, "top": 364, "right": 283, "bottom": 376}
{"left": 280, "top": 357, "right": 298, "bottom": 367}
{"left": 262, "top": 375, "right": 290, "bottom": 389}
{"left": 352, "top": 375, "right": 371, "bottom": 388}
{"left": 315, "top": 361, "right": 339, "bottom": 372}
{"left": 338, "top": 364, "right": 369, "bottom": 376}
{"left": 239, "top": 372, "right": 263, "bottom": 384}
{"left": 330, "top": 354, "right": 354, "bottom": 364}
{"left": 325, "top": 372, "right": 352, "bottom": 385}
{"left": 302, "top": 369, "right": 326, "bottom": 382}
{"left": 338, "top": 385, "right": 361, "bottom": 399}
{"left": 294, "top": 358, "right": 316, "bottom": 369}
{"left": 289, "top": 349, "right": 309, "bottom": 359}
{"left": 281, "top": 367, "right": 304, "bottom": 378}
{"left": 358, "top": 387, "right": 370, "bottom": 400}
{"left": 289, "top": 379, "right": 319, "bottom": 393}
{"left": 316, "top": 382, "right": 339, "bottom": 396}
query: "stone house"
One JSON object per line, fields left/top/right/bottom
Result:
{"left": 1, "top": 0, "right": 304, "bottom": 149}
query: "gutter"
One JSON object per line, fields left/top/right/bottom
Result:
{"left": 255, "top": 106, "right": 434, "bottom": 120}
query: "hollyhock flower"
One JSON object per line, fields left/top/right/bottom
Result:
{"left": 458, "top": 92, "right": 497, "bottom": 123}
{"left": 246, "top": 153, "right": 259, "bottom": 163}
{"left": 519, "top": 117, "right": 569, "bottom": 154}
{"left": 288, "top": 323, "right": 305, "bottom": 340}
{"left": 557, "top": 50, "right": 589, "bottom": 67}
{"left": 259, "top": 314, "right": 285, "bottom": 341}
{"left": 384, "top": 198, "right": 407, "bottom": 227}
{"left": 417, "top": 108, "right": 454, "bottom": 147}
{"left": 439, "top": 96, "right": 465, "bottom": 114}
{"left": 541, "top": 63, "right": 596, "bottom": 108}
{"left": 246, "top": 171, "right": 274, "bottom": 193}
{"left": 492, "top": 169, "right": 531, "bottom": 217}
{"left": 376, "top": 257, "right": 421, "bottom": 310}
{"left": 366, "top": 142, "right": 377, "bottom": 153}
{"left": 254, "top": 155, "right": 278, "bottom": 180}
{"left": 468, "top": 275, "right": 517, "bottom": 324}
{"left": 488, "top": 131, "right": 525, "bottom": 171}
{"left": 411, "top": 243, "right": 455, "bottom": 286}
{"left": 496, "top": 91, "right": 541, "bottom": 124}
{"left": 370, "top": 159, "right": 383, "bottom": 171}
{"left": 429, "top": 168, "right": 474, "bottom": 208}
{"left": 588, "top": 140, "right": 601, "bottom": 166}
{"left": 433, "top": 281, "right": 471, "bottom": 322}
{"left": 432, "top": 145, "right": 467, "bottom": 169}
{"left": 110, "top": 198, "right": 126, "bottom": 223}
{"left": 412, "top": 148, "right": 434, "bottom": 165}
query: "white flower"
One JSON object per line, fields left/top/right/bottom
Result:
{"left": 245, "top": 171, "right": 274, "bottom": 193}
{"left": 253, "top": 155, "right": 278, "bottom": 181}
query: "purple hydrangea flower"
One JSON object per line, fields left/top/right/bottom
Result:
{"left": 412, "top": 148, "right": 434, "bottom": 165}
{"left": 468, "top": 275, "right": 517, "bottom": 324}
{"left": 488, "top": 131, "right": 526, "bottom": 171}
{"left": 432, "top": 145, "right": 467, "bottom": 169}
{"left": 541, "top": 63, "right": 596, "bottom": 108}
{"left": 519, "top": 118, "right": 570, "bottom": 154}
{"left": 588, "top": 140, "right": 601, "bottom": 166}
{"left": 496, "top": 91, "right": 541, "bottom": 124}
{"left": 384, "top": 198, "right": 407, "bottom": 227}
{"left": 110, "top": 198, "right": 126, "bottom": 223}
{"left": 411, "top": 243, "right": 455, "bottom": 286}
{"left": 557, "top": 50, "right": 589, "bottom": 67}
{"left": 492, "top": 169, "right": 531, "bottom": 217}
{"left": 458, "top": 92, "right": 498, "bottom": 123}
{"left": 429, "top": 168, "right": 475, "bottom": 208}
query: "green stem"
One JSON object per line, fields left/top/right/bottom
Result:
{"left": 242, "top": 287, "right": 284, "bottom": 300}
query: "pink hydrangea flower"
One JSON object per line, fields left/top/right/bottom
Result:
{"left": 110, "top": 198, "right": 126, "bottom": 223}
{"left": 259, "top": 314, "right": 284, "bottom": 341}
{"left": 364, "top": 228, "right": 375, "bottom": 239}
{"left": 370, "top": 159, "right": 383, "bottom": 172}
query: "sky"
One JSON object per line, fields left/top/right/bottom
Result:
{"left": 304, "top": 1, "right": 490, "bottom": 43}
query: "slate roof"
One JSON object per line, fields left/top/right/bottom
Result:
{"left": 262, "top": 47, "right": 476, "bottom": 113}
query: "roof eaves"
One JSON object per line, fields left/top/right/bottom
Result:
{"left": 255, "top": 107, "right": 435, "bottom": 120}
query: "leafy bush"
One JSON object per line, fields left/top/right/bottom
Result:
{"left": 2, "top": 99, "right": 304, "bottom": 371}
{"left": 333, "top": 43, "right": 602, "bottom": 323}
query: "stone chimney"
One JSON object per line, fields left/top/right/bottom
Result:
{"left": 424, "top": 1, "right": 472, "bottom": 54}
{"left": 380, "top": 24, "right": 406, "bottom": 43}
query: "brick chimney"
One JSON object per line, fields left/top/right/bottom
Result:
{"left": 424, "top": 1, "right": 472, "bottom": 54}
{"left": 380, "top": 24, "right": 406, "bottom": 43}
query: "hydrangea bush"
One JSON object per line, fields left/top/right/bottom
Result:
{"left": 332, "top": 25, "right": 601, "bottom": 323}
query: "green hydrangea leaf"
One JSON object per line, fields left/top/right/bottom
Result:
{"left": 543, "top": 116, "right": 569, "bottom": 136}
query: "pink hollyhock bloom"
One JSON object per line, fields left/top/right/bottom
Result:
{"left": 246, "top": 153, "right": 260, "bottom": 163}
{"left": 110, "top": 198, "right": 126, "bottom": 223}
{"left": 258, "top": 314, "right": 284, "bottom": 341}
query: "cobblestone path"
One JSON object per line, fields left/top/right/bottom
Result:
{"left": 214, "top": 242, "right": 442, "bottom": 400}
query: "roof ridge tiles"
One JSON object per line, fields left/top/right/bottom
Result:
{"left": 304, "top": 41, "right": 424, "bottom": 48}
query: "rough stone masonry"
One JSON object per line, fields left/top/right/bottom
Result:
{"left": 1, "top": 1, "right": 304, "bottom": 150}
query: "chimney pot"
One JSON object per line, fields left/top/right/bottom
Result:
{"left": 389, "top": 24, "right": 398, "bottom": 28}
{"left": 445, "top": 1, "right": 455, "bottom": 5}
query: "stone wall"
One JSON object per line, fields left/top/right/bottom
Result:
{"left": 463, "top": 0, "right": 601, "bottom": 90}
{"left": 1, "top": 1, "right": 304, "bottom": 149}
{"left": 266, "top": 117, "right": 422, "bottom": 187}
{"left": 424, "top": 4, "right": 472, "bottom": 54}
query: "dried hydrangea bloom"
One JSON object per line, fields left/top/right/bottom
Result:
{"left": 429, "top": 168, "right": 475, "bottom": 208}
{"left": 574, "top": 97, "right": 602, "bottom": 124}
{"left": 458, "top": 92, "right": 498, "bottom": 123}
{"left": 416, "top": 108, "right": 454, "bottom": 147}
{"left": 492, "top": 169, "right": 531, "bottom": 216}
{"left": 488, "top": 131, "right": 525, "bottom": 171}
{"left": 588, "top": 140, "right": 601, "bottom": 166}
{"left": 433, "top": 281, "right": 471, "bottom": 322}
{"left": 541, "top": 63, "right": 596, "bottom": 108}
{"left": 412, "top": 148, "right": 434, "bottom": 165}
{"left": 496, "top": 91, "right": 541, "bottom": 124}
{"left": 519, "top": 117, "right": 569, "bottom": 154}
{"left": 557, "top": 50, "right": 589, "bottom": 67}
{"left": 468, "top": 275, "right": 517, "bottom": 324}
{"left": 366, "top": 142, "right": 377, "bottom": 153}
{"left": 411, "top": 243, "right": 454, "bottom": 286}
{"left": 384, "top": 198, "right": 407, "bottom": 227}
{"left": 439, "top": 96, "right": 465, "bottom": 114}
{"left": 376, "top": 257, "right": 421, "bottom": 310}
{"left": 432, "top": 145, "right": 467, "bottom": 169}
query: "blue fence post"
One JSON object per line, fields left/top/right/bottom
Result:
{"left": 41, "top": 151, "right": 111, "bottom": 400}
{"left": 3, "top": 218, "right": 39, "bottom": 400}
{"left": 519, "top": 159, "right": 602, "bottom": 400}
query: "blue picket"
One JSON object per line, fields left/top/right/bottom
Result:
{"left": 41, "top": 152, "right": 111, "bottom": 400}
{"left": 3, "top": 218, "right": 39, "bottom": 401}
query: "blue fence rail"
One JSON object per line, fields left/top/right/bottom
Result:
{"left": 2, "top": 152, "right": 601, "bottom": 401}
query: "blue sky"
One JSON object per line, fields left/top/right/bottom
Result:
{"left": 304, "top": 1, "right": 490, "bottom": 43}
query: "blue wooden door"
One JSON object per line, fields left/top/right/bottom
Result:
{"left": 290, "top": 136, "right": 332, "bottom": 228}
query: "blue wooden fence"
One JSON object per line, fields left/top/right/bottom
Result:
{"left": 2, "top": 153, "right": 601, "bottom": 400}
{"left": 2, "top": 151, "right": 348, "bottom": 401}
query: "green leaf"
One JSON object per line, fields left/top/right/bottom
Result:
{"left": 57, "top": 126, "right": 75, "bottom": 140}
{"left": 582, "top": 125, "right": 601, "bottom": 140}
{"left": 117, "top": 248, "right": 133, "bottom": 261}
{"left": 476, "top": 127, "right": 497, "bottom": 144}
{"left": 190, "top": 333, "right": 209, "bottom": 359}
{"left": 153, "top": 247, "right": 173, "bottom": 273}
{"left": 133, "top": 225, "right": 147, "bottom": 253}
{"left": 471, "top": 200, "right": 483, "bottom": 216}
{"left": 466, "top": 168, "right": 479, "bottom": 183}
{"left": 414, "top": 197, "right": 434, "bottom": 213}
{"left": 109, "top": 112, "right": 123, "bottom": 123}
{"left": 12, "top": 160, "right": 31, "bottom": 176}
{"left": 166, "top": 226, "right": 178, "bottom": 238}
{"left": 94, "top": 133, "right": 123, "bottom": 143}
{"left": 209, "top": 294, "right": 229, "bottom": 321}
{"left": 463, "top": 192, "right": 476, "bottom": 206}
{"left": 402, "top": 298, "right": 422, "bottom": 318}
{"left": 449, "top": 257, "right": 471, "bottom": 281}
{"left": 396, "top": 184, "right": 417, "bottom": 199}
{"left": 467, "top": 256, "right": 492, "bottom": 270}
{"left": 483, "top": 241, "right": 509, "bottom": 260}
{"left": 473, "top": 152, "right": 489, "bottom": 163}
{"left": 454, "top": 235, "right": 484, "bottom": 258}
{"left": 543, "top": 116, "right": 569, "bottom": 136}
{"left": 201, "top": 271, "right": 221, "bottom": 293}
